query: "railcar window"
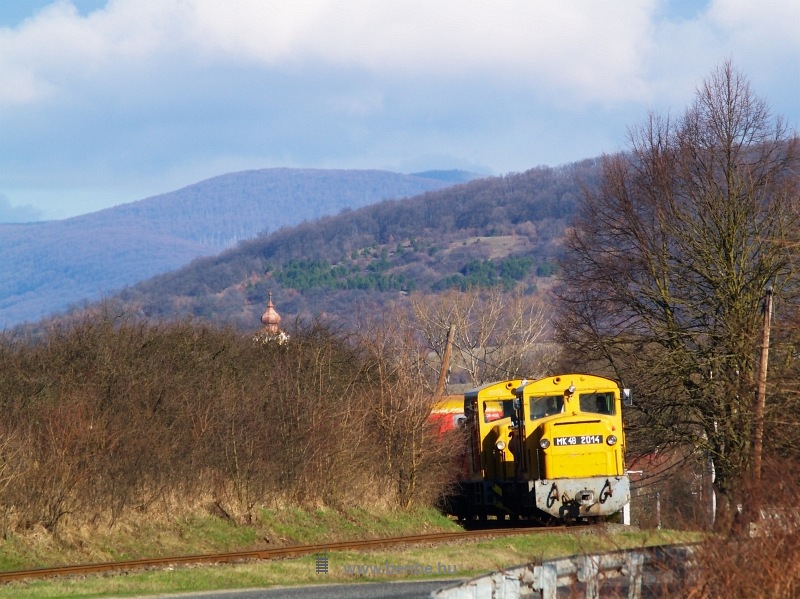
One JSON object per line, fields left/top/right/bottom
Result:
{"left": 483, "top": 399, "right": 514, "bottom": 423}
{"left": 580, "top": 392, "right": 615, "bottom": 415}
{"left": 529, "top": 395, "right": 563, "bottom": 420}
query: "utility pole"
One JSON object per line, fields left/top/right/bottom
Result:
{"left": 435, "top": 324, "right": 456, "bottom": 397}
{"left": 752, "top": 287, "right": 773, "bottom": 484}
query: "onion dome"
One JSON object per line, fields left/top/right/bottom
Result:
{"left": 261, "top": 290, "right": 282, "bottom": 334}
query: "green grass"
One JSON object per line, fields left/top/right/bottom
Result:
{"left": 0, "top": 506, "right": 700, "bottom": 599}
{"left": 0, "top": 505, "right": 460, "bottom": 574}
{"left": 257, "top": 505, "right": 460, "bottom": 545}
{"left": 0, "top": 527, "right": 699, "bottom": 599}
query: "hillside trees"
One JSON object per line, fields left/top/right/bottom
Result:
{"left": 86, "top": 160, "right": 587, "bottom": 332}
{"left": 556, "top": 61, "right": 800, "bottom": 520}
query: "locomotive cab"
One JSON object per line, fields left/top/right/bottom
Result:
{"left": 464, "top": 380, "right": 524, "bottom": 482}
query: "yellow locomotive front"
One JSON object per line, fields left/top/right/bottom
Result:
{"left": 444, "top": 373, "right": 631, "bottom": 523}
{"left": 516, "top": 374, "right": 630, "bottom": 520}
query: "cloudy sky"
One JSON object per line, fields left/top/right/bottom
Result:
{"left": 1, "top": 0, "right": 798, "bottom": 221}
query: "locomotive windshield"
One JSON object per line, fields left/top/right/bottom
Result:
{"left": 579, "top": 392, "right": 615, "bottom": 415}
{"left": 529, "top": 395, "right": 563, "bottom": 420}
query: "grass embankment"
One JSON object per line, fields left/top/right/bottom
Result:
{"left": 0, "top": 506, "right": 697, "bottom": 599}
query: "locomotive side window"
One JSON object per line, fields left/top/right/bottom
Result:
{"left": 529, "top": 395, "right": 563, "bottom": 420}
{"left": 580, "top": 392, "right": 615, "bottom": 415}
{"left": 483, "top": 399, "right": 514, "bottom": 423}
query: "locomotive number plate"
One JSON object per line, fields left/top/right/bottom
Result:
{"left": 554, "top": 435, "right": 603, "bottom": 446}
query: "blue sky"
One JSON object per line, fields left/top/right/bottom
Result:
{"left": 1, "top": 0, "right": 798, "bottom": 221}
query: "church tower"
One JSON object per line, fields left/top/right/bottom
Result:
{"left": 256, "top": 290, "right": 288, "bottom": 343}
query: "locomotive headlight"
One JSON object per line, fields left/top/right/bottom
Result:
{"left": 606, "top": 435, "right": 618, "bottom": 446}
{"left": 539, "top": 438, "right": 550, "bottom": 449}
{"left": 495, "top": 440, "right": 506, "bottom": 451}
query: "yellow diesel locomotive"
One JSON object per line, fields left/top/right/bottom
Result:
{"left": 446, "top": 374, "right": 631, "bottom": 522}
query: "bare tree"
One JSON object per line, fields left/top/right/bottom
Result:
{"left": 763, "top": 253, "right": 800, "bottom": 465}
{"left": 556, "top": 61, "right": 800, "bottom": 518}
{"left": 411, "top": 287, "right": 556, "bottom": 389}
{"left": 358, "top": 307, "right": 462, "bottom": 508}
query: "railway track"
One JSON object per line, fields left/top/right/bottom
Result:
{"left": 0, "top": 524, "right": 593, "bottom": 584}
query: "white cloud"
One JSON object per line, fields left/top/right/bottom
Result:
{"left": 704, "top": 0, "right": 800, "bottom": 100}
{"left": 634, "top": 0, "right": 800, "bottom": 112}
{"left": 4, "top": 0, "right": 796, "bottom": 111}
{"left": 1, "top": 0, "right": 659, "bottom": 107}
{"left": 708, "top": 0, "right": 800, "bottom": 41}
{"left": 0, "top": 0, "right": 796, "bottom": 219}
{"left": 0, "top": 193, "right": 42, "bottom": 222}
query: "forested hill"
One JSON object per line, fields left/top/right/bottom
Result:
{"left": 0, "top": 169, "right": 466, "bottom": 327}
{"left": 106, "top": 158, "right": 601, "bottom": 330}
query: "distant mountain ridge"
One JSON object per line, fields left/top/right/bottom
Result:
{"left": 105, "top": 160, "right": 599, "bottom": 332}
{"left": 409, "top": 170, "right": 479, "bottom": 183}
{"left": 0, "top": 169, "right": 467, "bottom": 327}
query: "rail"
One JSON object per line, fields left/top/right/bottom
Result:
{"left": 0, "top": 525, "right": 591, "bottom": 584}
